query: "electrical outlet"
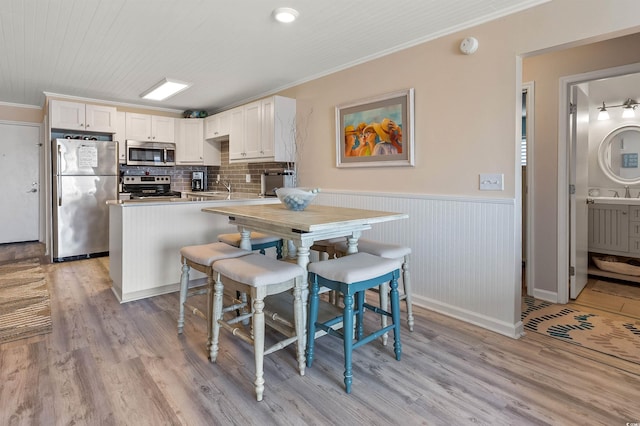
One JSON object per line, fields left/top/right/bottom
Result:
{"left": 246, "top": 174, "right": 251, "bottom": 183}
{"left": 479, "top": 173, "right": 504, "bottom": 190}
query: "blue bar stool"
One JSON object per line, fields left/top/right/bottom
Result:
{"left": 306, "top": 252, "right": 403, "bottom": 394}
{"left": 218, "top": 232, "right": 283, "bottom": 259}
{"left": 335, "top": 238, "right": 414, "bottom": 332}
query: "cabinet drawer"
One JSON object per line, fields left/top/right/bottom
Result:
{"left": 631, "top": 206, "right": 640, "bottom": 221}
{"left": 631, "top": 221, "right": 640, "bottom": 238}
{"left": 630, "top": 237, "right": 640, "bottom": 254}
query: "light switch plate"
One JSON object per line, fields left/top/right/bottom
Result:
{"left": 479, "top": 173, "right": 504, "bottom": 190}
{"left": 245, "top": 174, "right": 251, "bottom": 183}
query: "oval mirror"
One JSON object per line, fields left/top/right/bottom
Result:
{"left": 597, "top": 124, "right": 640, "bottom": 184}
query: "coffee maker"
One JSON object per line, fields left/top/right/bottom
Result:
{"left": 191, "top": 171, "right": 204, "bottom": 191}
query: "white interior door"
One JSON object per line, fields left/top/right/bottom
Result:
{"left": 0, "top": 122, "right": 41, "bottom": 243}
{"left": 570, "top": 85, "right": 590, "bottom": 298}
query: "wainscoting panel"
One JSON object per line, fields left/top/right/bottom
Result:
{"left": 316, "top": 190, "right": 522, "bottom": 338}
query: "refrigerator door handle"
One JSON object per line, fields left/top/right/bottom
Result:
{"left": 57, "top": 145, "right": 63, "bottom": 206}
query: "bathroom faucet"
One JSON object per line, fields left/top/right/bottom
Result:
{"left": 610, "top": 190, "right": 620, "bottom": 198}
{"left": 625, "top": 185, "right": 631, "bottom": 198}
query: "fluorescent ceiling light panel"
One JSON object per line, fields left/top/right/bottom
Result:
{"left": 141, "top": 78, "right": 191, "bottom": 101}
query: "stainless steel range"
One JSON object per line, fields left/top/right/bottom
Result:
{"left": 121, "top": 175, "right": 181, "bottom": 200}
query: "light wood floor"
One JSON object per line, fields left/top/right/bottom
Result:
{"left": 2, "top": 257, "right": 640, "bottom": 425}
{"left": 573, "top": 277, "right": 640, "bottom": 320}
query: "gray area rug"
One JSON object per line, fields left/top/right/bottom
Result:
{"left": 0, "top": 259, "right": 52, "bottom": 343}
{"left": 591, "top": 280, "right": 640, "bottom": 301}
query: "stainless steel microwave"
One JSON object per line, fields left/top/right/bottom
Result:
{"left": 126, "top": 140, "right": 176, "bottom": 166}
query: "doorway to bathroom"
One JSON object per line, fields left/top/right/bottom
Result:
{"left": 559, "top": 63, "right": 640, "bottom": 312}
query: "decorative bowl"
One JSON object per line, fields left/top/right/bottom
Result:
{"left": 276, "top": 187, "right": 320, "bottom": 211}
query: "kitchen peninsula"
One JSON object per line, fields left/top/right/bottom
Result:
{"left": 108, "top": 195, "right": 279, "bottom": 302}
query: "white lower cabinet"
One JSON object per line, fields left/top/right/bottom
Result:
{"left": 588, "top": 204, "right": 640, "bottom": 256}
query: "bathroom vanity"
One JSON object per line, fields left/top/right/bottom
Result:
{"left": 587, "top": 124, "right": 640, "bottom": 282}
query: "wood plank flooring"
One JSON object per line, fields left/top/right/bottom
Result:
{"left": 2, "top": 257, "right": 640, "bottom": 425}
{"left": 573, "top": 277, "right": 640, "bottom": 320}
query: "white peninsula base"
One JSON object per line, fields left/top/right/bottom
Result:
{"left": 108, "top": 197, "right": 279, "bottom": 302}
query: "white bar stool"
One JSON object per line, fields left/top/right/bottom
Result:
{"left": 177, "top": 242, "right": 251, "bottom": 346}
{"left": 210, "top": 253, "right": 307, "bottom": 402}
{"left": 335, "top": 238, "right": 414, "bottom": 332}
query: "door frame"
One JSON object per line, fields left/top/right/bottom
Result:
{"left": 522, "top": 81, "right": 535, "bottom": 297}
{"left": 557, "top": 62, "right": 640, "bottom": 303}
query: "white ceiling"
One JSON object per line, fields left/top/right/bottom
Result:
{"left": 0, "top": 0, "right": 548, "bottom": 113}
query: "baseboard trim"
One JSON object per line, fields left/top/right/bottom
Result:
{"left": 413, "top": 295, "right": 524, "bottom": 339}
{"left": 532, "top": 288, "right": 559, "bottom": 303}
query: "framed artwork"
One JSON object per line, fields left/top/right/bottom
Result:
{"left": 336, "top": 88, "right": 414, "bottom": 168}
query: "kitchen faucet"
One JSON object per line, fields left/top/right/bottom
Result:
{"left": 221, "top": 180, "right": 231, "bottom": 193}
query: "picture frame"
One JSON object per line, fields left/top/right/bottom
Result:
{"left": 336, "top": 88, "right": 414, "bottom": 168}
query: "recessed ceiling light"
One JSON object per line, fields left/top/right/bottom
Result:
{"left": 273, "top": 7, "right": 299, "bottom": 23}
{"left": 141, "top": 78, "right": 191, "bottom": 101}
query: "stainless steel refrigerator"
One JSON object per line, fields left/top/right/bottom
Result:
{"left": 52, "top": 138, "right": 118, "bottom": 261}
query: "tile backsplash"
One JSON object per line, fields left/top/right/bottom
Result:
{"left": 120, "top": 141, "right": 289, "bottom": 194}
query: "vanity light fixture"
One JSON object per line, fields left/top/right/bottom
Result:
{"left": 597, "top": 102, "right": 610, "bottom": 121}
{"left": 622, "top": 98, "right": 637, "bottom": 118}
{"left": 141, "top": 78, "right": 191, "bottom": 101}
{"left": 597, "top": 98, "right": 638, "bottom": 120}
{"left": 272, "top": 7, "right": 299, "bottom": 23}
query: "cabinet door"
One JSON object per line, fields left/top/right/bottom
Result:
{"left": 260, "top": 98, "right": 275, "bottom": 158}
{"left": 588, "top": 204, "right": 629, "bottom": 252}
{"left": 50, "top": 100, "right": 85, "bottom": 130}
{"left": 151, "top": 116, "right": 175, "bottom": 142}
{"left": 113, "top": 111, "right": 127, "bottom": 163}
{"left": 85, "top": 104, "right": 117, "bottom": 133}
{"left": 176, "top": 119, "right": 203, "bottom": 164}
{"left": 229, "top": 107, "right": 245, "bottom": 160}
{"left": 243, "top": 101, "right": 262, "bottom": 159}
{"left": 204, "top": 115, "right": 218, "bottom": 139}
{"left": 217, "top": 111, "right": 230, "bottom": 136}
{"left": 125, "top": 113, "right": 153, "bottom": 140}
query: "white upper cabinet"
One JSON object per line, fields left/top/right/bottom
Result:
{"left": 176, "top": 118, "right": 221, "bottom": 166}
{"left": 113, "top": 111, "right": 127, "bottom": 163}
{"left": 50, "top": 100, "right": 117, "bottom": 133}
{"left": 125, "top": 113, "right": 175, "bottom": 142}
{"left": 176, "top": 119, "right": 204, "bottom": 164}
{"left": 228, "top": 96, "right": 296, "bottom": 163}
{"left": 204, "top": 111, "right": 230, "bottom": 140}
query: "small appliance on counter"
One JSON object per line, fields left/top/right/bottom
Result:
{"left": 261, "top": 169, "right": 295, "bottom": 197}
{"left": 192, "top": 171, "right": 204, "bottom": 191}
